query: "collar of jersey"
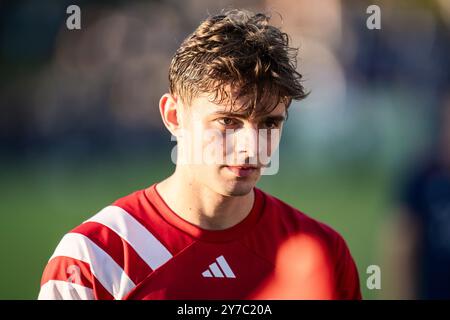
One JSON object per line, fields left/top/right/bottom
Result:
{"left": 145, "top": 183, "right": 265, "bottom": 242}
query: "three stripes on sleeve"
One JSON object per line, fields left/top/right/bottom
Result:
{"left": 38, "top": 205, "right": 173, "bottom": 300}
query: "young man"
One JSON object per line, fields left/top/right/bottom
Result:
{"left": 38, "top": 9, "right": 361, "bottom": 300}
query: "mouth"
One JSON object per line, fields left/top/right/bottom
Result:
{"left": 224, "top": 165, "right": 259, "bottom": 178}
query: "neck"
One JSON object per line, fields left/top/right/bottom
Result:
{"left": 156, "top": 167, "right": 255, "bottom": 230}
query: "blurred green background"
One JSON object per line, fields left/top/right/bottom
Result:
{"left": 1, "top": 0, "right": 449, "bottom": 299}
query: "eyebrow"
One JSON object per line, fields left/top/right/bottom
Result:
{"left": 212, "top": 111, "right": 286, "bottom": 122}
{"left": 263, "top": 115, "right": 286, "bottom": 122}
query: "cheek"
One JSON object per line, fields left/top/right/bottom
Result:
{"left": 199, "top": 129, "right": 227, "bottom": 165}
{"left": 224, "top": 132, "right": 235, "bottom": 155}
{"left": 197, "top": 165, "right": 226, "bottom": 184}
{"left": 182, "top": 120, "right": 213, "bottom": 163}
{"left": 264, "top": 129, "right": 282, "bottom": 156}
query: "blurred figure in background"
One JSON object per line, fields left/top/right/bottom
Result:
{"left": 380, "top": 92, "right": 450, "bottom": 299}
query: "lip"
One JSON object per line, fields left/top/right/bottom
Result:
{"left": 224, "top": 165, "right": 259, "bottom": 178}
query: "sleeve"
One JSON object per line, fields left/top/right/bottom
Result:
{"left": 38, "top": 256, "right": 96, "bottom": 300}
{"left": 333, "top": 234, "right": 362, "bottom": 300}
{"left": 38, "top": 232, "right": 115, "bottom": 300}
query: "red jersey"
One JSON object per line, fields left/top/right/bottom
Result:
{"left": 38, "top": 184, "right": 362, "bottom": 300}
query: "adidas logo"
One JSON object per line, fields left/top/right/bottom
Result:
{"left": 202, "top": 255, "right": 236, "bottom": 278}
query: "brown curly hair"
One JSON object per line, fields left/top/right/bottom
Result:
{"left": 168, "top": 9, "right": 308, "bottom": 117}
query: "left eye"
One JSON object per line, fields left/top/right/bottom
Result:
{"left": 217, "top": 118, "right": 236, "bottom": 126}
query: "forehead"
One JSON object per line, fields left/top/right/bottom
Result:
{"left": 189, "top": 94, "right": 287, "bottom": 119}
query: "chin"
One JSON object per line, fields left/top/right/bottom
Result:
{"left": 227, "top": 187, "right": 253, "bottom": 197}
{"left": 220, "top": 180, "right": 257, "bottom": 197}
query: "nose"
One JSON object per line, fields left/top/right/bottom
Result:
{"left": 234, "top": 127, "right": 259, "bottom": 161}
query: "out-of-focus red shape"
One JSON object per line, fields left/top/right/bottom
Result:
{"left": 251, "top": 234, "right": 334, "bottom": 299}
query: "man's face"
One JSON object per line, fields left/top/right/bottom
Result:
{"left": 175, "top": 94, "right": 286, "bottom": 196}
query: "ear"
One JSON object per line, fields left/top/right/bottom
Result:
{"left": 159, "top": 93, "right": 182, "bottom": 136}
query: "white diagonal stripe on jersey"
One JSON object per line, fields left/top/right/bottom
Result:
{"left": 85, "top": 205, "right": 173, "bottom": 270}
{"left": 50, "top": 232, "right": 135, "bottom": 300}
{"left": 216, "top": 255, "right": 236, "bottom": 278}
{"left": 202, "top": 270, "right": 213, "bottom": 277}
{"left": 209, "top": 262, "right": 225, "bottom": 277}
{"left": 38, "top": 280, "right": 94, "bottom": 300}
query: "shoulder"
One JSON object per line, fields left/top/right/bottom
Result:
{"left": 69, "top": 187, "right": 173, "bottom": 269}
{"left": 111, "top": 188, "right": 148, "bottom": 213}
{"left": 40, "top": 188, "right": 172, "bottom": 300}
{"left": 258, "top": 189, "right": 362, "bottom": 299}
{"left": 68, "top": 189, "right": 150, "bottom": 243}
{"left": 259, "top": 188, "right": 345, "bottom": 246}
